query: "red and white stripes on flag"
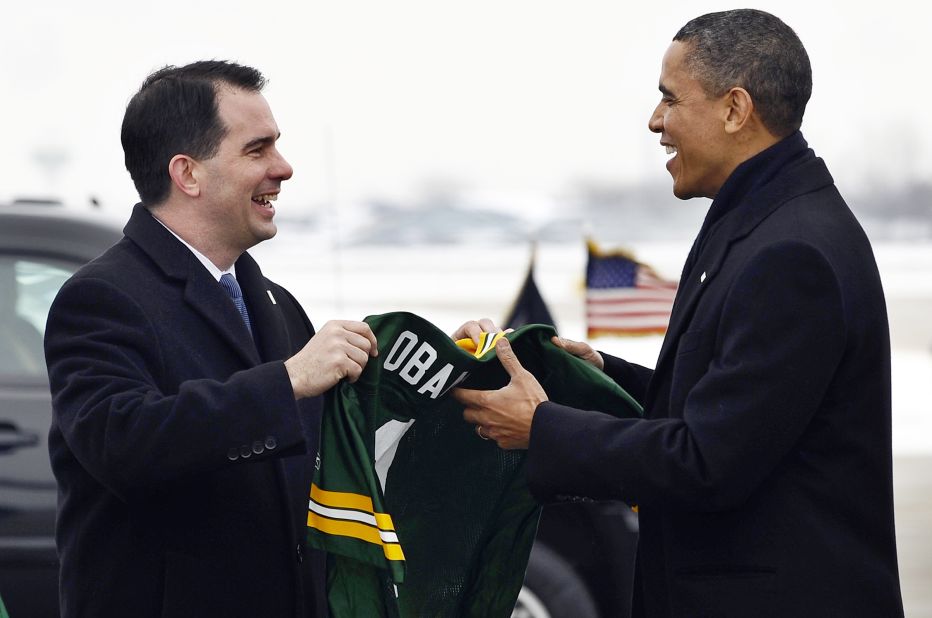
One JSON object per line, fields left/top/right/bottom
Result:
{"left": 585, "top": 240, "right": 678, "bottom": 337}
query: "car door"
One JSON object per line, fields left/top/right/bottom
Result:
{"left": 0, "top": 254, "right": 80, "bottom": 618}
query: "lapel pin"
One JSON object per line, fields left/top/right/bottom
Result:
{"left": 700, "top": 272, "right": 707, "bottom": 283}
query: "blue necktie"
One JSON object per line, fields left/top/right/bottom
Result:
{"left": 219, "top": 273, "right": 253, "bottom": 336}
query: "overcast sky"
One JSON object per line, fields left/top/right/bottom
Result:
{"left": 3, "top": 1, "right": 929, "bottom": 218}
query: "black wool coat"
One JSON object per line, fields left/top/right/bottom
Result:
{"left": 527, "top": 154, "right": 905, "bottom": 618}
{"left": 45, "top": 205, "right": 327, "bottom": 618}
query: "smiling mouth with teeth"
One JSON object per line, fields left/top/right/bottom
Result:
{"left": 665, "top": 145, "right": 677, "bottom": 155}
{"left": 252, "top": 194, "right": 277, "bottom": 208}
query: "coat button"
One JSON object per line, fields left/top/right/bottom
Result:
{"left": 252, "top": 440, "right": 265, "bottom": 455}
{"left": 240, "top": 445, "right": 252, "bottom": 458}
{"left": 265, "top": 436, "right": 277, "bottom": 450}
{"left": 227, "top": 448, "right": 239, "bottom": 461}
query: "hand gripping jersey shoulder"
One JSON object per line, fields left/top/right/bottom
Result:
{"left": 307, "top": 311, "right": 641, "bottom": 617}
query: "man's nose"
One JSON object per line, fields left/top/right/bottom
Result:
{"left": 648, "top": 104, "right": 663, "bottom": 134}
{"left": 272, "top": 150, "right": 294, "bottom": 181}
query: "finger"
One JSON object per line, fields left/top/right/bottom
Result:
{"left": 462, "top": 407, "right": 483, "bottom": 425}
{"left": 451, "top": 387, "right": 482, "bottom": 406}
{"left": 494, "top": 337, "right": 525, "bottom": 377}
{"left": 343, "top": 342, "right": 371, "bottom": 369}
{"left": 343, "top": 363, "right": 364, "bottom": 383}
{"left": 478, "top": 318, "right": 499, "bottom": 333}
{"left": 465, "top": 323, "right": 483, "bottom": 345}
{"left": 340, "top": 350, "right": 370, "bottom": 384}
{"left": 550, "top": 335, "right": 587, "bottom": 357}
{"left": 343, "top": 330, "right": 378, "bottom": 356}
{"left": 450, "top": 321, "right": 480, "bottom": 345}
{"left": 342, "top": 321, "right": 379, "bottom": 357}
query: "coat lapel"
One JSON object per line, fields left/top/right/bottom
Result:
{"left": 645, "top": 157, "right": 836, "bottom": 408}
{"left": 182, "top": 265, "right": 261, "bottom": 367}
{"left": 235, "top": 253, "right": 291, "bottom": 362}
{"left": 123, "top": 204, "right": 261, "bottom": 367}
{"left": 123, "top": 205, "right": 303, "bottom": 556}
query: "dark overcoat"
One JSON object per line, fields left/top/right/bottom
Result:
{"left": 527, "top": 154, "right": 904, "bottom": 617}
{"left": 45, "top": 205, "right": 327, "bottom": 618}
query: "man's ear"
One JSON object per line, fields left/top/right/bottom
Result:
{"left": 167, "top": 154, "right": 200, "bottom": 198}
{"left": 723, "top": 87, "right": 754, "bottom": 134}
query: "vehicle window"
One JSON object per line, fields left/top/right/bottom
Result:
{"left": 0, "top": 255, "right": 76, "bottom": 379}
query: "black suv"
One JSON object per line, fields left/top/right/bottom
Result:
{"left": 0, "top": 202, "right": 636, "bottom": 617}
{"left": 0, "top": 201, "right": 123, "bottom": 616}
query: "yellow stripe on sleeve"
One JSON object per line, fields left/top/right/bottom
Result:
{"left": 310, "top": 483, "right": 376, "bottom": 513}
{"left": 307, "top": 511, "right": 405, "bottom": 561}
{"left": 374, "top": 512, "right": 396, "bottom": 531}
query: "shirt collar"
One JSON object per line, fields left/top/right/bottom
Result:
{"left": 151, "top": 215, "right": 236, "bottom": 283}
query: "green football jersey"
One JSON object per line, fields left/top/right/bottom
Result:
{"left": 307, "top": 311, "right": 641, "bottom": 617}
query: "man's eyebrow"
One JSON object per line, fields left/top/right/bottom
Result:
{"left": 243, "top": 133, "right": 280, "bottom": 151}
{"left": 658, "top": 83, "right": 675, "bottom": 97}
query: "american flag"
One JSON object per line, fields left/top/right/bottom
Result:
{"left": 585, "top": 241, "right": 678, "bottom": 337}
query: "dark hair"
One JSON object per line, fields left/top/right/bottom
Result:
{"left": 674, "top": 9, "right": 812, "bottom": 137}
{"left": 120, "top": 60, "right": 267, "bottom": 206}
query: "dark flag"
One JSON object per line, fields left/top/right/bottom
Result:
{"left": 503, "top": 247, "right": 555, "bottom": 329}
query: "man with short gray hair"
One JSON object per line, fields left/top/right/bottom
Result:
{"left": 455, "top": 10, "right": 905, "bottom": 616}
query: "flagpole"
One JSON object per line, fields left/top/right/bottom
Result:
{"left": 324, "top": 126, "right": 344, "bottom": 316}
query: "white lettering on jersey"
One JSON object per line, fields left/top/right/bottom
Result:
{"left": 383, "top": 330, "right": 470, "bottom": 399}
{"left": 384, "top": 331, "right": 418, "bottom": 371}
{"left": 399, "top": 342, "right": 437, "bottom": 385}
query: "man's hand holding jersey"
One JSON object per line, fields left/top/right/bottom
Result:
{"left": 453, "top": 331, "right": 605, "bottom": 449}
{"left": 285, "top": 320, "right": 379, "bottom": 399}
